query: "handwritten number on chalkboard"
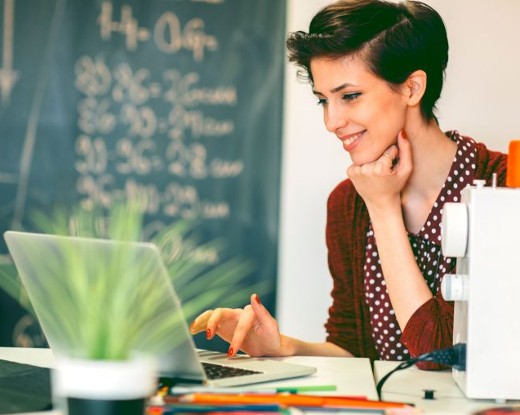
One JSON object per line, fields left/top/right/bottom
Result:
{"left": 98, "top": 2, "right": 218, "bottom": 60}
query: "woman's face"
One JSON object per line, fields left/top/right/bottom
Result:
{"left": 310, "top": 55, "right": 409, "bottom": 166}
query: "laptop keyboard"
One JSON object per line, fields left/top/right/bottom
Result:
{"left": 202, "top": 361, "right": 262, "bottom": 379}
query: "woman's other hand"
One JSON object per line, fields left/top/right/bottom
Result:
{"left": 189, "top": 293, "right": 285, "bottom": 357}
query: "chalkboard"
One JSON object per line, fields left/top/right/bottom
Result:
{"left": 0, "top": 0, "right": 287, "bottom": 349}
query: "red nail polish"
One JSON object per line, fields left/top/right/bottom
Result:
{"left": 402, "top": 130, "right": 408, "bottom": 140}
{"left": 254, "top": 294, "right": 261, "bottom": 305}
{"left": 206, "top": 329, "right": 212, "bottom": 339}
{"left": 227, "top": 347, "right": 234, "bottom": 357}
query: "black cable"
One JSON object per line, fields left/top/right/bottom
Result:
{"left": 376, "top": 343, "right": 466, "bottom": 400}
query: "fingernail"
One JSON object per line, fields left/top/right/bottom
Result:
{"left": 227, "top": 347, "right": 234, "bottom": 357}
{"left": 254, "top": 294, "right": 261, "bottom": 305}
{"left": 402, "top": 130, "right": 408, "bottom": 140}
{"left": 206, "top": 329, "right": 212, "bottom": 339}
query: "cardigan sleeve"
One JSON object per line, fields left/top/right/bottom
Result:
{"left": 324, "top": 180, "right": 378, "bottom": 361}
{"left": 400, "top": 294, "right": 454, "bottom": 370}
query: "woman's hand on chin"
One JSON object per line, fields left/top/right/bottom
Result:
{"left": 347, "top": 130, "right": 412, "bottom": 211}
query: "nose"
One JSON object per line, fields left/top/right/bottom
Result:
{"left": 324, "top": 103, "right": 347, "bottom": 133}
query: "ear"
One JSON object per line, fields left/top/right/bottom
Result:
{"left": 404, "top": 70, "right": 427, "bottom": 106}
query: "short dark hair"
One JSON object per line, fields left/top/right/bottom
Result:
{"left": 286, "top": 0, "right": 449, "bottom": 121}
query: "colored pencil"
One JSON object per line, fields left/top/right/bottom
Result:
{"left": 172, "top": 393, "right": 412, "bottom": 410}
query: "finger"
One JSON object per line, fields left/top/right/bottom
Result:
{"left": 377, "top": 143, "right": 398, "bottom": 175}
{"left": 381, "top": 152, "right": 393, "bottom": 163}
{"left": 346, "top": 164, "right": 360, "bottom": 179}
{"left": 228, "top": 305, "right": 256, "bottom": 357}
{"left": 189, "top": 309, "right": 214, "bottom": 334}
{"left": 250, "top": 293, "right": 276, "bottom": 326}
{"left": 395, "top": 130, "right": 412, "bottom": 172}
{"left": 206, "top": 308, "right": 233, "bottom": 339}
{"left": 381, "top": 144, "right": 399, "bottom": 164}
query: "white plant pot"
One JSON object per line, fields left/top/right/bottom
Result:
{"left": 52, "top": 356, "right": 157, "bottom": 415}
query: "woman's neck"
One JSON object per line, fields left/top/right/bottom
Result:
{"left": 404, "top": 120, "right": 456, "bottom": 196}
{"left": 400, "top": 119, "right": 457, "bottom": 233}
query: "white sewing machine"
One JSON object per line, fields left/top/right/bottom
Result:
{"left": 441, "top": 176, "right": 520, "bottom": 401}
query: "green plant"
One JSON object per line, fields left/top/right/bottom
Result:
{"left": 1, "top": 201, "right": 268, "bottom": 360}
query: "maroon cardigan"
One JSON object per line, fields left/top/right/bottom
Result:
{"left": 324, "top": 141, "right": 508, "bottom": 369}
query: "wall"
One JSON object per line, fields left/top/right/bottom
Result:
{"left": 278, "top": 0, "right": 520, "bottom": 342}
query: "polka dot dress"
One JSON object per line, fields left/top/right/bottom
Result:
{"left": 363, "top": 131, "right": 477, "bottom": 361}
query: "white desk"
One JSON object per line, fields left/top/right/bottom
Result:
{"left": 0, "top": 347, "right": 378, "bottom": 414}
{"left": 5, "top": 347, "right": 517, "bottom": 415}
{"left": 374, "top": 360, "right": 518, "bottom": 415}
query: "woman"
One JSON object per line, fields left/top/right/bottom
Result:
{"left": 190, "top": 0, "right": 507, "bottom": 368}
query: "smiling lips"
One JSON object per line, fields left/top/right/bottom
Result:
{"left": 339, "top": 130, "right": 365, "bottom": 151}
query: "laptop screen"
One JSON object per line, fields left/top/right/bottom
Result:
{"left": 4, "top": 231, "right": 203, "bottom": 375}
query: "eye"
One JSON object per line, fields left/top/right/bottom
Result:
{"left": 343, "top": 93, "right": 361, "bottom": 102}
{"left": 316, "top": 98, "right": 327, "bottom": 106}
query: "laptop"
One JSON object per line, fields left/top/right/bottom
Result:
{"left": 4, "top": 231, "right": 316, "bottom": 387}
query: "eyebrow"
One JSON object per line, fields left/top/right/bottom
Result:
{"left": 313, "top": 82, "right": 356, "bottom": 96}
